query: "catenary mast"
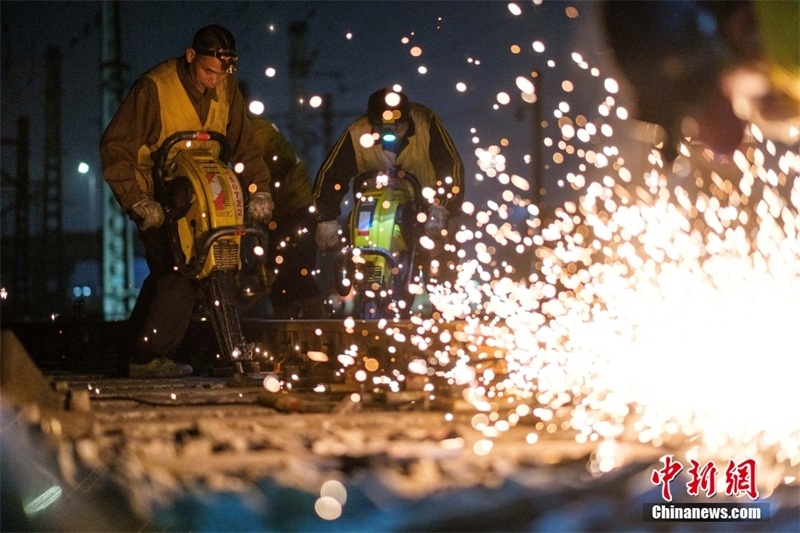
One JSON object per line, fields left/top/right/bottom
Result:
{"left": 100, "top": 0, "right": 136, "bottom": 319}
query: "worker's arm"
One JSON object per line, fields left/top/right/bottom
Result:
{"left": 250, "top": 117, "right": 312, "bottom": 217}
{"left": 99, "top": 78, "right": 162, "bottom": 213}
{"left": 428, "top": 113, "right": 464, "bottom": 215}
{"left": 311, "top": 129, "right": 358, "bottom": 222}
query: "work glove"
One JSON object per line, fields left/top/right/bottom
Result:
{"left": 247, "top": 191, "right": 274, "bottom": 224}
{"left": 424, "top": 204, "right": 448, "bottom": 239}
{"left": 130, "top": 198, "right": 165, "bottom": 231}
{"left": 315, "top": 220, "right": 342, "bottom": 251}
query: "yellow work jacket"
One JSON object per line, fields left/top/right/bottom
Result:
{"left": 135, "top": 59, "right": 231, "bottom": 191}
{"left": 313, "top": 102, "right": 463, "bottom": 222}
{"left": 348, "top": 105, "right": 437, "bottom": 185}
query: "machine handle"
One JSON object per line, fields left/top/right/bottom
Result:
{"left": 174, "top": 225, "right": 270, "bottom": 279}
{"left": 352, "top": 168, "right": 424, "bottom": 213}
{"left": 152, "top": 131, "right": 231, "bottom": 206}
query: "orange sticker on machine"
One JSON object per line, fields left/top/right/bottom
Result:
{"left": 206, "top": 173, "right": 226, "bottom": 211}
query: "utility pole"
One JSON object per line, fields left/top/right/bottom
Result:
{"left": 526, "top": 70, "right": 544, "bottom": 284}
{"left": 0, "top": 117, "right": 31, "bottom": 316}
{"left": 288, "top": 14, "right": 316, "bottom": 168}
{"left": 100, "top": 0, "right": 135, "bottom": 320}
{"left": 42, "top": 46, "right": 66, "bottom": 315}
{"left": 286, "top": 13, "right": 359, "bottom": 177}
{"left": 531, "top": 71, "right": 543, "bottom": 210}
{"left": 321, "top": 92, "right": 334, "bottom": 151}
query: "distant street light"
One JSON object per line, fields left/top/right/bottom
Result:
{"left": 78, "top": 161, "right": 98, "bottom": 230}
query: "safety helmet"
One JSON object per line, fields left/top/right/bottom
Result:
{"left": 192, "top": 24, "right": 239, "bottom": 74}
{"left": 367, "top": 88, "right": 410, "bottom": 145}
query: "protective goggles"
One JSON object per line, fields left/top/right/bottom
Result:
{"left": 194, "top": 47, "right": 239, "bottom": 74}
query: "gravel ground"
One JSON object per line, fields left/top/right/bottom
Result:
{"left": 3, "top": 368, "right": 798, "bottom": 533}
{"left": 2, "top": 327, "right": 797, "bottom": 532}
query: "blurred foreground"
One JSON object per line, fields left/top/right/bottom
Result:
{"left": 2, "top": 326, "right": 797, "bottom": 532}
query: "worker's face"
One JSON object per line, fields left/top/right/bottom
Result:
{"left": 394, "top": 120, "right": 410, "bottom": 139}
{"left": 186, "top": 48, "right": 228, "bottom": 93}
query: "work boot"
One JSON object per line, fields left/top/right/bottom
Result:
{"left": 129, "top": 357, "right": 193, "bottom": 378}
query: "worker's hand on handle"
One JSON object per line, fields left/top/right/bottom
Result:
{"left": 246, "top": 191, "right": 274, "bottom": 224}
{"left": 315, "top": 220, "right": 342, "bottom": 251}
{"left": 424, "top": 204, "right": 448, "bottom": 239}
{"left": 130, "top": 198, "right": 165, "bottom": 231}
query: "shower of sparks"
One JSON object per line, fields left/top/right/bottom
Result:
{"left": 429, "top": 51, "right": 797, "bottom": 491}
{"left": 429, "top": 135, "right": 799, "bottom": 472}
{"left": 318, "top": 5, "right": 799, "bottom": 492}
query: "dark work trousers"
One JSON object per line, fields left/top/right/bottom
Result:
{"left": 126, "top": 226, "right": 199, "bottom": 365}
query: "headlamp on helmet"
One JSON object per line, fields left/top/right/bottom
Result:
{"left": 194, "top": 47, "right": 239, "bottom": 74}
{"left": 367, "top": 89, "right": 410, "bottom": 146}
{"left": 379, "top": 109, "right": 405, "bottom": 143}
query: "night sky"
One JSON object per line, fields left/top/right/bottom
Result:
{"left": 1, "top": 0, "right": 630, "bottom": 235}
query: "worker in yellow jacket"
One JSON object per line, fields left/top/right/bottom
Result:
{"left": 100, "top": 25, "right": 273, "bottom": 378}
{"left": 312, "top": 88, "right": 465, "bottom": 288}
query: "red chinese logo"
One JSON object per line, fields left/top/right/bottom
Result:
{"left": 651, "top": 456, "right": 758, "bottom": 501}
{"left": 651, "top": 455, "right": 683, "bottom": 502}
{"left": 724, "top": 458, "right": 759, "bottom": 500}
{"left": 687, "top": 459, "right": 718, "bottom": 497}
